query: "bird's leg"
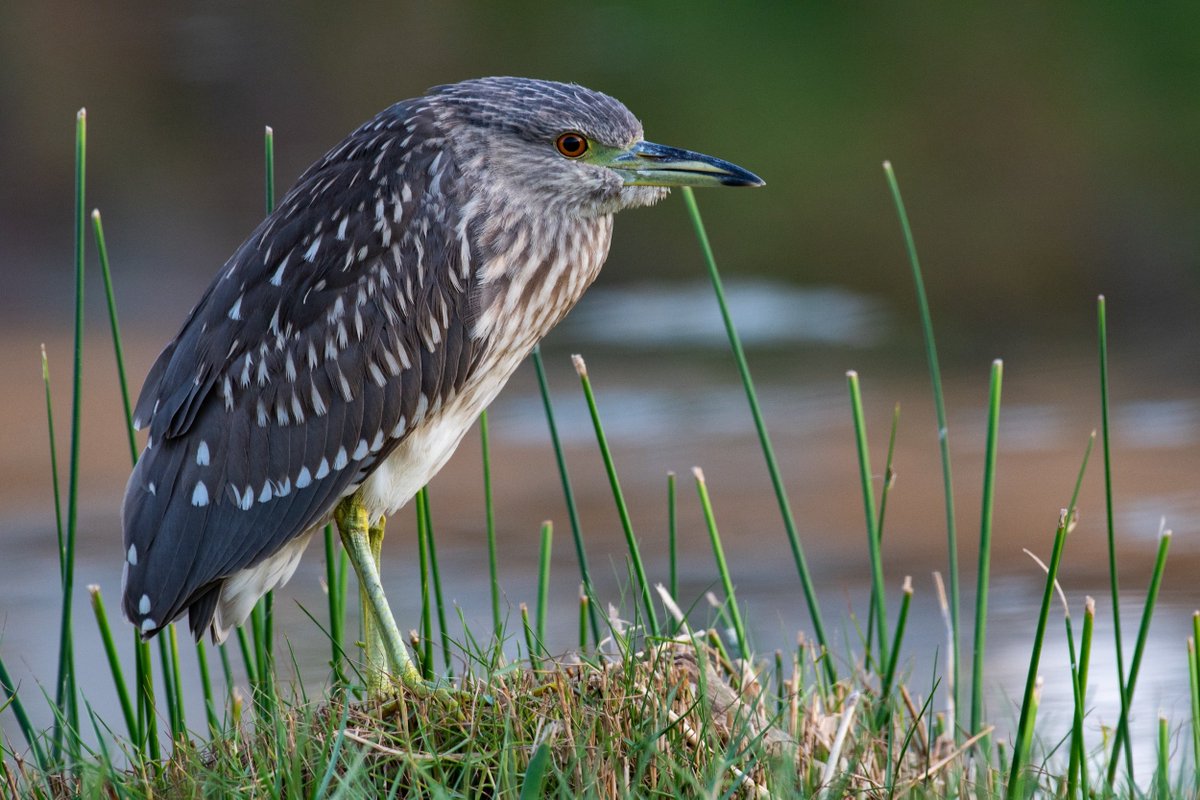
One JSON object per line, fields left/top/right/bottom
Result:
{"left": 359, "top": 514, "right": 389, "bottom": 696}
{"left": 334, "top": 493, "right": 422, "bottom": 693}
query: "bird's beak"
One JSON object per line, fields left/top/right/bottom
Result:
{"left": 607, "top": 140, "right": 765, "bottom": 188}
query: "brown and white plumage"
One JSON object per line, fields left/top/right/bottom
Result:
{"left": 121, "top": 76, "right": 762, "bottom": 643}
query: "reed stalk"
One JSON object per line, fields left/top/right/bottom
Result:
{"left": 421, "top": 488, "right": 452, "bottom": 673}
{"left": 86, "top": 587, "right": 136, "bottom": 745}
{"left": 572, "top": 355, "right": 658, "bottom": 636}
{"left": 971, "top": 359, "right": 1003, "bottom": 748}
{"left": 1107, "top": 527, "right": 1171, "bottom": 784}
{"left": 1006, "top": 433, "right": 1093, "bottom": 798}
{"left": 882, "top": 162, "right": 960, "bottom": 727}
{"left": 531, "top": 347, "right": 600, "bottom": 644}
{"left": 693, "top": 467, "right": 747, "bottom": 660}
{"left": 480, "top": 410, "right": 502, "bottom": 641}
{"left": 667, "top": 472, "right": 678, "bottom": 607}
{"left": 536, "top": 521, "right": 553, "bottom": 647}
{"left": 415, "top": 488, "right": 434, "bottom": 680}
{"left": 847, "top": 370, "right": 887, "bottom": 667}
{"left": 680, "top": 187, "right": 833, "bottom": 683}
{"left": 1067, "top": 597, "right": 1094, "bottom": 798}
{"left": 52, "top": 107, "right": 87, "bottom": 766}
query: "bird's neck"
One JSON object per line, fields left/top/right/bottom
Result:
{"left": 469, "top": 204, "right": 613, "bottom": 359}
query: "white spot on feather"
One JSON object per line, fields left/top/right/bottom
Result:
{"left": 334, "top": 447, "right": 349, "bottom": 470}
{"left": 138, "top": 594, "right": 151, "bottom": 615}
{"left": 196, "top": 441, "right": 210, "bottom": 466}
{"left": 127, "top": 544, "right": 138, "bottom": 566}
{"left": 141, "top": 618, "right": 156, "bottom": 633}
{"left": 228, "top": 295, "right": 243, "bottom": 320}
{"left": 269, "top": 252, "right": 291, "bottom": 286}
{"left": 316, "top": 458, "right": 330, "bottom": 479}
{"left": 353, "top": 439, "right": 369, "bottom": 460}
{"left": 296, "top": 467, "right": 312, "bottom": 489}
{"left": 259, "top": 481, "right": 272, "bottom": 503}
{"left": 192, "top": 481, "right": 209, "bottom": 507}
{"left": 303, "top": 236, "right": 322, "bottom": 262}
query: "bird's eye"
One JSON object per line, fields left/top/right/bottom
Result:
{"left": 555, "top": 132, "right": 589, "bottom": 159}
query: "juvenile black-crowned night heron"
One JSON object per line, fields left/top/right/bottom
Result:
{"left": 122, "top": 76, "right": 762, "bottom": 694}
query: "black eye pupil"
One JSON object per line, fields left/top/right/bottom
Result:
{"left": 559, "top": 134, "right": 585, "bottom": 156}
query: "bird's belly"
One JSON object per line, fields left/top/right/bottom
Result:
{"left": 357, "top": 366, "right": 515, "bottom": 520}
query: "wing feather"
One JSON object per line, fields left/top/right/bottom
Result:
{"left": 122, "top": 99, "right": 480, "bottom": 637}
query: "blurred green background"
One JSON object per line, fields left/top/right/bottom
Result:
{"left": 3, "top": 2, "right": 1198, "bottom": 359}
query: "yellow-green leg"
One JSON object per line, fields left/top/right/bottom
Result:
{"left": 334, "top": 493, "right": 422, "bottom": 693}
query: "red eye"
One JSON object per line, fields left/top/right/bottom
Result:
{"left": 555, "top": 132, "right": 589, "bottom": 159}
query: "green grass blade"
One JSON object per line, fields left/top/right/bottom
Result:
{"left": 480, "top": 410, "right": 502, "bottom": 641}
{"left": 536, "top": 521, "right": 553, "bottom": 647}
{"left": 0, "top": 651, "right": 48, "bottom": 773}
{"left": 531, "top": 347, "right": 601, "bottom": 645}
{"left": 87, "top": 586, "right": 137, "bottom": 745}
{"left": 875, "top": 576, "right": 913, "bottom": 728}
{"left": 866, "top": 403, "right": 901, "bottom": 663}
{"left": 41, "top": 348, "right": 66, "bottom": 584}
{"left": 194, "top": 640, "right": 219, "bottom": 737}
{"left": 168, "top": 625, "right": 186, "bottom": 740}
{"left": 667, "top": 471, "right": 678, "bottom": 604}
{"left": 1155, "top": 714, "right": 1170, "bottom": 800}
{"left": 680, "top": 187, "right": 834, "bottom": 683}
{"left": 971, "top": 359, "right": 1003, "bottom": 745}
{"left": 420, "top": 487, "right": 452, "bottom": 673}
{"left": 1192, "top": 613, "right": 1200, "bottom": 788}
{"left": 572, "top": 355, "right": 658, "bottom": 637}
{"left": 1007, "top": 432, "right": 1094, "bottom": 798}
{"left": 92, "top": 210, "right": 138, "bottom": 464}
{"left": 415, "top": 487, "right": 434, "bottom": 680}
{"left": 693, "top": 467, "right": 747, "bottom": 660}
{"left": 1068, "top": 597, "right": 1095, "bottom": 798}
{"left": 882, "top": 162, "right": 960, "bottom": 728}
{"left": 1107, "top": 526, "right": 1171, "bottom": 785}
{"left": 324, "top": 523, "right": 347, "bottom": 687}
{"left": 519, "top": 742, "right": 551, "bottom": 800}
{"left": 52, "top": 107, "right": 87, "bottom": 765}
{"left": 1096, "top": 294, "right": 1132, "bottom": 781}
{"left": 847, "top": 370, "right": 887, "bottom": 667}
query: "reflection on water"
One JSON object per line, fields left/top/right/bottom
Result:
{"left": 1, "top": 281, "right": 1198, "bottom": 781}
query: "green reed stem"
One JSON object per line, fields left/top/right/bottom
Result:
{"left": 235, "top": 626, "right": 258, "bottom": 688}
{"left": 536, "top": 521, "right": 553, "bottom": 646}
{"left": 578, "top": 590, "right": 589, "bottom": 652}
{"left": 324, "top": 523, "right": 347, "bottom": 687}
{"left": 40, "top": 346, "right": 66, "bottom": 589}
{"left": 875, "top": 576, "right": 913, "bottom": 728}
{"left": 521, "top": 604, "right": 541, "bottom": 672}
{"left": 421, "top": 488, "right": 451, "bottom": 672}
{"left": 415, "top": 488, "right": 434, "bottom": 680}
{"left": 1156, "top": 714, "right": 1170, "bottom": 800}
{"left": 681, "top": 187, "right": 833, "bottom": 683}
{"left": 693, "top": 467, "right": 748, "bottom": 660}
{"left": 136, "top": 637, "right": 159, "bottom": 762}
{"left": 1007, "top": 432, "right": 1093, "bottom": 798}
{"left": 1068, "top": 597, "right": 1095, "bottom": 798}
{"left": 52, "top": 107, "right": 87, "bottom": 765}
{"left": 168, "top": 625, "right": 186, "bottom": 740}
{"left": 883, "top": 162, "right": 960, "bottom": 726}
{"left": 91, "top": 208, "right": 165, "bottom": 758}
{"left": 667, "top": 471, "right": 678, "bottom": 603}
{"left": 1096, "top": 294, "right": 1133, "bottom": 783}
{"left": 0, "top": 652, "right": 47, "bottom": 774}
{"left": 1107, "top": 528, "right": 1171, "bottom": 785}
{"left": 531, "top": 347, "right": 601, "bottom": 645}
{"left": 971, "top": 359, "right": 1003, "bottom": 747}
{"left": 1192, "top": 614, "right": 1200, "bottom": 787}
{"left": 86, "top": 587, "right": 136, "bottom": 744}
{"left": 866, "top": 403, "right": 901, "bottom": 662}
{"left": 573, "top": 355, "right": 659, "bottom": 637}
{"left": 91, "top": 210, "right": 138, "bottom": 465}
{"left": 480, "top": 410, "right": 502, "bottom": 641}
{"left": 847, "top": 371, "right": 888, "bottom": 668}
{"left": 194, "top": 640, "right": 219, "bottom": 737}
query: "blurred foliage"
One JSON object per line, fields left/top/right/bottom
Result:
{"left": 1, "top": 2, "right": 1198, "bottom": 352}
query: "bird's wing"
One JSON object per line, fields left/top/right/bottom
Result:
{"left": 122, "top": 101, "right": 480, "bottom": 638}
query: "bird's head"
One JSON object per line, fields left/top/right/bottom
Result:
{"left": 429, "top": 77, "right": 763, "bottom": 218}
